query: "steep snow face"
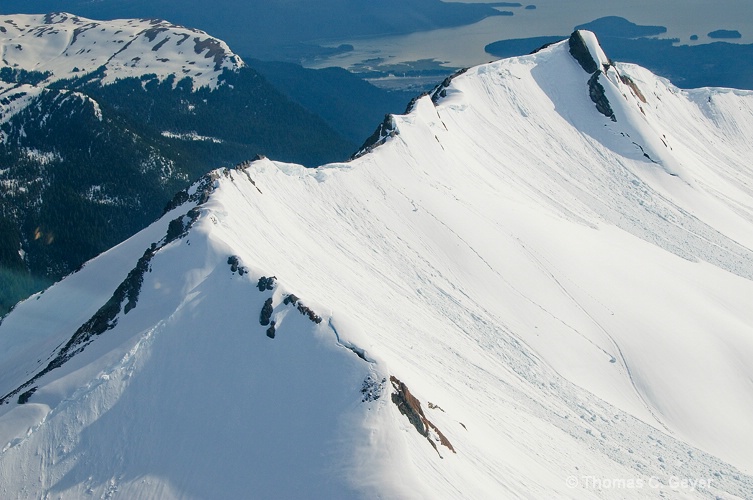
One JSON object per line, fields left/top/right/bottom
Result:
{"left": 0, "top": 13, "right": 243, "bottom": 89}
{"left": 1, "top": 31, "right": 753, "bottom": 499}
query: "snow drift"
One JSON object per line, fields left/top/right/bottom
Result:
{"left": 1, "top": 31, "right": 753, "bottom": 499}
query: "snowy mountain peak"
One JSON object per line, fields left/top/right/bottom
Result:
{"left": 2, "top": 31, "right": 753, "bottom": 498}
{"left": 0, "top": 13, "right": 243, "bottom": 91}
{"left": 0, "top": 13, "right": 245, "bottom": 134}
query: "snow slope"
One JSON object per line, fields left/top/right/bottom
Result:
{"left": 1, "top": 31, "right": 753, "bottom": 499}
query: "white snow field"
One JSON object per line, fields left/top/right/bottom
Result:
{"left": 1, "top": 31, "right": 753, "bottom": 499}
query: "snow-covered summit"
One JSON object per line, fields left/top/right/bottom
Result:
{"left": 0, "top": 12, "right": 243, "bottom": 90}
{"left": 0, "top": 12, "right": 244, "bottom": 131}
{"left": 1, "top": 31, "right": 753, "bottom": 499}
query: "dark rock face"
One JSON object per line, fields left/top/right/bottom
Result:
{"left": 389, "top": 376, "right": 455, "bottom": 455}
{"left": 619, "top": 74, "right": 647, "bottom": 103}
{"left": 162, "top": 190, "right": 190, "bottom": 214}
{"left": 282, "top": 294, "right": 322, "bottom": 324}
{"left": 266, "top": 320, "right": 276, "bottom": 339}
{"left": 227, "top": 255, "right": 246, "bottom": 275}
{"left": 165, "top": 209, "right": 200, "bottom": 245}
{"left": 163, "top": 172, "right": 221, "bottom": 217}
{"left": 403, "top": 92, "right": 430, "bottom": 115}
{"left": 568, "top": 31, "right": 598, "bottom": 74}
{"left": 588, "top": 71, "right": 616, "bottom": 121}
{"left": 282, "top": 294, "right": 299, "bottom": 306}
{"left": 567, "top": 31, "right": 618, "bottom": 122}
{"left": 299, "top": 305, "right": 322, "bottom": 324}
{"left": 2, "top": 246, "right": 148, "bottom": 400}
{"left": 17, "top": 387, "right": 37, "bottom": 404}
{"left": 192, "top": 36, "right": 229, "bottom": 71}
{"left": 350, "top": 114, "right": 398, "bottom": 160}
{"left": 430, "top": 67, "right": 470, "bottom": 105}
{"left": 256, "top": 276, "right": 276, "bottom": 292}
{"left": 259, "top": 298, "right": 274, "bottom": 326}
{"left": 143, "top": 26, "right": 168, "bottom": 42}
{"left": 260, "top": 292, "right": 324, "bottom": 340}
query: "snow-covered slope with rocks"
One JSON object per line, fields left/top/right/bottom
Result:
{"left": 1, "top": 31, "right": 753, "bottom": 499}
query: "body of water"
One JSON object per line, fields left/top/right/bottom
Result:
{"left": 308, "top": 0, "right": 752, "bottom": 71}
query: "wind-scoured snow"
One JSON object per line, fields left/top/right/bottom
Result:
{"left": 1, "top": 31, "right": 753, "bottom": 499}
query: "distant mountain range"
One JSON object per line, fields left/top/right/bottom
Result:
{"left": 1, "top": 30, "right": 752, "bottom": 498}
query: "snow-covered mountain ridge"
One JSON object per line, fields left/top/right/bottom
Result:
{"left": 1, "top": 31, "right": 753, "bottom": 499}
{"left": 0, "top": 12, "right": 242, "bottom": 91}
{"left": 0, "top": 13, "right": 356, "bottom": 315}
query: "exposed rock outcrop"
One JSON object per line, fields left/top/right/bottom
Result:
{"left": 259, "top": 298, "right": 274, "bottom": 326}
{"left": 566, "top": 32, "right": 618, "bottom": 122}
{"left": 266, "top": 320, "right": 276, "bottom": 339}
{"left": 619, "top": 73, "right": 647, "bottom": 103}
{"left": 165, "top": 209, "right": 200, "bottom": 244}
{"left": 390, "top": 376, "right": 455, "bottom": 456}
{"left": 283, "top": 294, "right": 323, "bottom": 324}
{"left": 257, "top": 276, "right": 276, "bottom": 292}
{"left": 430, "top": 67, "right": 470, "bottom": 105}
{"left": 351, "top": 114, "right": 398, "bottom": 160}
{"left": 162, "top": 171, "right": 220, "bottom": 214}
{"left": 568, "top": 31, "right": 598, "bottom": 74}
{"left": 588, "top": 71, "right": 616, "bottom": 121}
{"left": 17, "top": 387, "right": 37, "bottom": 405}
{"left": 227, "top": 255, "right": 249, "bottom": 276}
